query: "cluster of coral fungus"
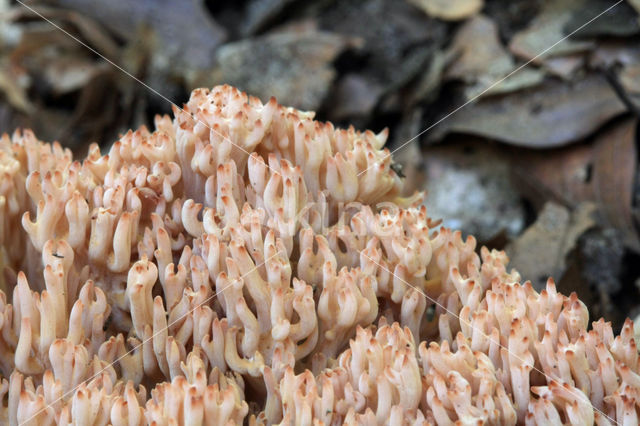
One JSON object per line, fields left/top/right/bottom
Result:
{"left": 0, "top": 85, "right": 638, "bottom": 425}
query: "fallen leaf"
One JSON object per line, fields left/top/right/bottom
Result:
{"left": 317, "top": 0, "right": 447, "bottom": 92}
{"left": 0, "top": 60, "right": 32, "bottom": 113}
{"left": 407, "top": 0, "right": 484, "bottom": 21}
{"left": 509, "top": 0, "right": 594, "bottom": 62}
{"left": 444, "top": 14, "right": 545, "bottom": 99}
{"left": 376, "top": 47, "right": 437, "bottom": 115}
{"left": 564, "top": 0, "right": 640, "bottom": 38}
{"left": 589, "top": 40, "right": 640, "bottom": 68}
{"left": 430, "top": 73, "right": 626, "bottom": 147}
{"left": 8, "top": 22, "right": 106, "bottom": 96}
{"left": 0, "top": 0, "right": 24, "bottom": 49}
{"left": 506, "top": 201, "right": 596, "bottom": 290}
{"left": 620, "top": 63, "right": 640, "bottom": 94}
{"left": 241, "top": 0, "right": 299, "bottom": 36}
{"left": 8, "top": 5, "right": 119, "bottom": 58}
{"left": 509, "top": 212, "right": 570, "bottom": 291}
{"left": 208, "top": 30, "right": 356, "bottom": 110}
{"left": 510, "top": 142, "right": 594, "bottom": 209}
{"left": 463, "top": 68, "right": 545, "bottom": 99}
{"left": 407, "top": 50, "right": 449, "bottom": 106}
{"left": 446, "top": 15, "right": 513, "bottom": 82}
{"left": 543, "top": 53, "right": 586, "bottom": 79}
{"left": 50, "top": 0, "right": 227, "bottom": 71}
{"left": 483, "top": 0, "right": 543, "bottom": 40}
{"left": 511, "top": 118, "right": 640, "bottom": 252}
{"left": 9, "top": 25, "right": 79, "bottom": 64}
{"left": 327, "top": 73, "right": 383, "bottom": 122}
{"left": 588, "top": 119, "right": 639, "bottom": 252}
{"left": 43, "top": 55, "right": 106, "bottom": 95}
{"left": 578, "top": 227, "right": 625, "bottom": 295}
{"left": 589, "top": 40, "right": 640, "bottom": 95}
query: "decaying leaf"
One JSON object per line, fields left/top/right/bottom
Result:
{"left": 509, "top": 0, "right": 594, "bottom": 62}
{"left": 51, "top": 0, "right": 227, "bottom": 72}
{"left": 445, "top": 14, "right": 545, "bottom": 99}
{"left": 620, "top": 64, "right": 640, "bottom": 94}
{"left": 511, "top": 119, "right": 640, "bottom": 252}
{"left": 6, "top": 6, "right": 119, "bottom": 97}
{"left": 42, "top": 55, "right": 106, "bottom": 95}
{"left": 7, "top": 5, "right": 119, "bottom": 58}
{"left": 406, "top": 50, "right": 449, "bottom": 107}
{"left": 510, "top": 142, "right": 594, "bottom": 209}
{"left": 446, "top": 15, "right": 513, "bottom": 82}
{"left": 464, "top": 69, "right": 545, "bottom": 99}
{"left": 208, "top": 30, "right": 357, "bottom": 110}
{"left": 242, "top": 0, "right": 299, "bottom": 36}
{"left": 589, "top": 40, "right": 640, "bottom": 97}
{"left": 589, "top": 40, "right": 640, "bottom": 68}
{"left": 431, "top": 73, "right": 626, "bottom": 147}
{"left": 318, "top": 0, "right": 447, "bottom": 97}
{"left": 588, "top": 119, "right": 639, "bottom": 252}
{"left": 564, "top": 0, "right": 640, "bottom": 38}
{"left": 9, "top": 26, "right": 78, "bottom": 64}
{"left": 506, "top": 201, "right": 597, "bottom": 290}
{"left": 0, "top": 60, "right": 32, "bottom": 113}
{"left": 543, "top": 53, "right": 585, "bottom": 79}
{"left": 327, "top": 73, "right": 383, "bottom": 122}
{"left": 407, "top": 0, "right": 484, "bottom": 21}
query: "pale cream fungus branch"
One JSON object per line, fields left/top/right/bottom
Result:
{"left": 0, "top": 85, "right": 635, "bottom": 425}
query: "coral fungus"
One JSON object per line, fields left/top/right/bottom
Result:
{"left": 0, "top": 85, "right": 637, "bottom": 424}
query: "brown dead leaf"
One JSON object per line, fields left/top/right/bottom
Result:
{"left": 9, "top": 26, "right": 78, "bottom": 63}
{"left": 431, "top": 73, "right": 626, "bottom": 147}
{"left": 208, "top": 30, "right": 358, "bottom": 111}
{"left": 43, "top": 55, "right": 106, "bottom": 95}
{"left": 510, "top": 142, "right": 594, "bottom": 209}
{"left": 446, "top": 15, "right": 512, "bottom": 82}
{"left": 8, "top": 5, "right": 119, "bottom": 58}
{"left": 242, "top": 0, "right": 299, "bottom": 36}
{"left": 589, "top": 40, "right": 640, "bottom": 68}
{"left": 51, "top": 0, "right": 227, "bottom": 72}
{"left": 543, "top": 53, "right": 586, "bottom": 79}
{"left": 318, "top": 0, "right": 447, "bottom": 107}
{"left": 589, "top": 40, "right": 640, "bottom": 96}
{"left": 564, "top": 0, "right": 640, "bottom": 38}
{"left": 589, "top": 119, "right": 639, "bottom": 252}
{"left": 464, "top": 69, "right": 545, "bottom": 99}
{"left": 509, "top": 0, "right": 594, "bottom": 62}
{"left": 327, "top": 74, "right": 383, "bottom": 122}
{"left": 506, "top": 201, "right": 597, "bottom": 290}
{"left": 407, "top": 0, "right": 484, "bottom": 21}
{"left": 0, "top": 60, "right": 32, "bottom": 113}
{"left": 445, "top": 14, "right": 545, "bottom": 99}
{"left": 511, "top": 118, "right": 640, "bottom": 252}
{"left": 407, "top": 50, "right": 449, "bottom": 107}
{"left": 8, "top": 23, "right": 104, "bottom": 97}
{"left": 620, "top": 64, "right": 640, "bottom": 94}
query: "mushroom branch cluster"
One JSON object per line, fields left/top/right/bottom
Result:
{"left": 0, "top": 85, "right": 637, "bottom": 425}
